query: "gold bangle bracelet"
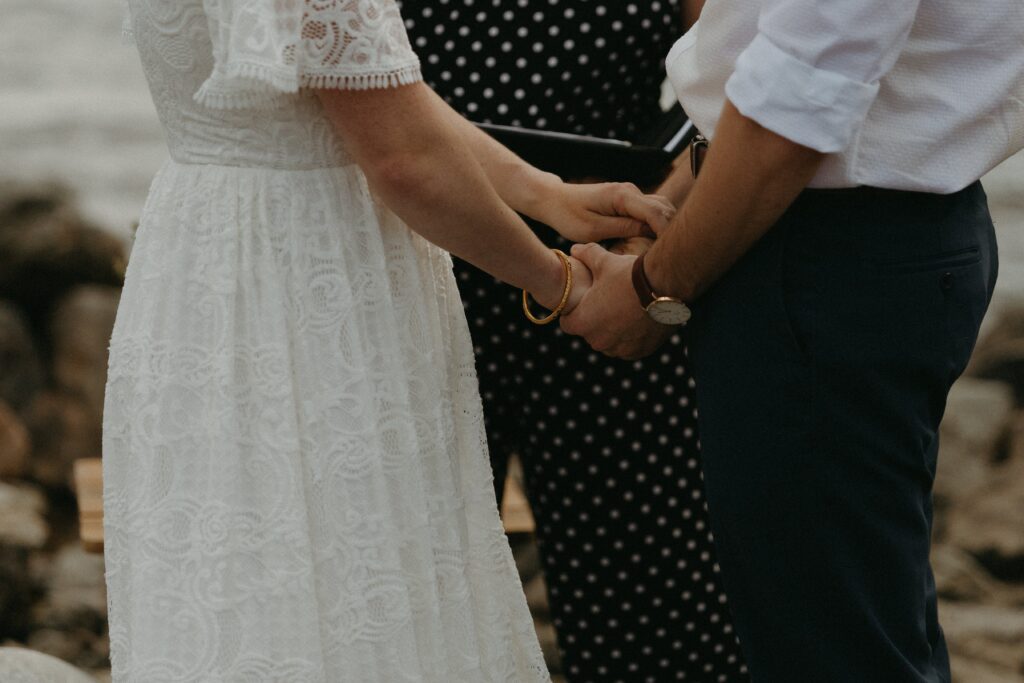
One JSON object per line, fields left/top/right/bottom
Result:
{"left": 522, "top": 249, "right": 573, "bottom": 325}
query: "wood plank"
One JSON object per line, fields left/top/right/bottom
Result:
{"left": 73, "top": 458, "right": 104, "bottom": 553}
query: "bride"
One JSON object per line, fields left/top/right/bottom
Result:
{"left": 105, "top": 0, "right": 672, "bottom": 680}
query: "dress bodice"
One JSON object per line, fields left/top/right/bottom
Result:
{"left": 127, "top": 0, "right": 351, "bottom": 169}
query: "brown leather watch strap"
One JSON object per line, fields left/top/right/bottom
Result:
{"left": 632, "top": 253, "right": 655, "bottom": 309}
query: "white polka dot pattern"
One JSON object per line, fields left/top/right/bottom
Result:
{"left": 400, "top": 0, "right": 678, "bottom": 140}
{"left": 402, "top": 2, "right": 750, "bottom": 679}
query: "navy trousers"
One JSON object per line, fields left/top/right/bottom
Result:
{"left": 689, "top": 183, "right": 997, "bottom": 682}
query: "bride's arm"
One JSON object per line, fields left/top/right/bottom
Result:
{"left": 416, "top": 89, "right": 675, "bottom": 242}
{"left": 316, "top": 82, "right": 590, "bottom": 313}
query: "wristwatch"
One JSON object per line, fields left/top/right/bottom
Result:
{"left": 631, "top": 253, "right": 691, "bottom": 326}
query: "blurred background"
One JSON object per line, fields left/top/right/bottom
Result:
{"left": 1, "top": 0, "right": 1022, "bottom": 681}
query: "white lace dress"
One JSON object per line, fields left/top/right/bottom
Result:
{"left": 103, "top": 1, "right": 549, "bottom": 681}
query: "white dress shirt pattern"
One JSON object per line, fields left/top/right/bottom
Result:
{"left": 666, "top": 0, "right": 1024, "bottom": 193}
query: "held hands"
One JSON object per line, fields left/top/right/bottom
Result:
{"left": 525, "top": 180, "right": 675, "bottom": 359}
{"left": 559, "top": 243, "right": 673, "bottom": 360}
{"left": 527, "top": 251, "right": 594, "bottom": 319}
{"left": 535, "top": 180, "right": 675, "bottom": 243}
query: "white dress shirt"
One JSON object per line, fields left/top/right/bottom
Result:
{"left": 666, "top": 0, "right": 1024, "bottom": 193}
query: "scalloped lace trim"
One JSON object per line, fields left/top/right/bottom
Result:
{"left": 193, "top": 62, "right": 423, "bottom": 110}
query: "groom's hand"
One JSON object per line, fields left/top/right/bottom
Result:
{"left": 609, "top": 236, "right": 655, "bottom": 257}
{"left": 560, "top": 243, "right": 673, "bottom": 360}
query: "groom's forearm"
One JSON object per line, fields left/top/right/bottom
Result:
{"left": 644, "top": 99, "right": 824, "bottom": 302}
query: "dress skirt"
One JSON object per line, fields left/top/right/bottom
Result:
{"left": 102, "top": 159, "right": 549, "bottom": 682}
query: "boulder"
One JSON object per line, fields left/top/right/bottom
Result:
{"left": 934, "top": 378, "right": 1015, "bottom": 512}
{"left": 25, "top": 392, "right": 98, "bottom": 490}
{"left": 535, "top": 618, "right": 562, "bottom": 675}
{"left": 511, "top": 534, "right": 543, "bottom": 585}
{"left": 941, "top": 602, "right": 1024, "bottom": 675}
{"left": 970, "top": 305, "right": 1024, "bottom": 403}
{"left": 50, "top": 286, "right": 120, "bottom": 419}
{"left": 950, "top": 655, "right": 1024, "bottom": 683}
{"left": 24, "top": 543, "right": 110, "bottom": 670}
{"left": 0, "top": 401, "right": 30, "bottom": 480}
{"left": 523, "top": 574, "right": 551, "bottom": 620}
{"left": 0, "top": 302, "right": 45, "bottom": 413}
{"left": 32, "top": 545, "right": 107, "bottom": 634}
{"left": 931, "top": 545, "right": 1003, "bottom": 604}
{"left": 0, "top": 548, "right": 36, "bottom": 642}
{"left": 944, "top": 451, "right": 1024, "bottom": 582}
{"left": 0, "top": 184, "right": 124, "bottom": 347}
{"left": 0, "top": 483, "right": 48, "bottom": 640}
{"left": 0, "top": 646, "right": 96, "bottom": 683}
{"left": 0, "top": 482, "right": 48, "bottom": 549}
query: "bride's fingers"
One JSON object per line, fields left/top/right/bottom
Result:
{"left": 615, "top": 190, "right": 676, "bottom": 235}
{"left": 587, "top": 214, "right": 647, "bottom": 241}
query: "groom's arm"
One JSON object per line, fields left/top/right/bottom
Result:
{"left": 644, "top": 99, "right": 823, "bottom": 302}
{"left": 560, "top": 99, "right": 823, "bottom": 358}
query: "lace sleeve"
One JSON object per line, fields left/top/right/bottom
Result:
{"left": 194, "top": 0, "right": 423, "bottom": 110}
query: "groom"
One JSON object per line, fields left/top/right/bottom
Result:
{"left": 562, "top": 1, "right": 1024, "bottom": 681}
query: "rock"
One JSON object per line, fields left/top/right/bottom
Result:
{"left": 24, "top": 628, "right": 94, "bottom": 668}
{"left": 0, "top": 302, "right": 45, "bottom": 413}
{"left": 0, "top": 401, "right": 30, "bottom": 479}
{"left": 941, "top": 602, "right": 1024, "bottom": 675}
{"left": 0, "top": 646, "right": 97, "bottom": 683}
{"left": 950, "top": 654, "right": 1024, "bottom": 683}
{"left": 0, "top": 184, "right": 125, "bottom": 348}
{"left": 511, "top": 534, "right": 543, "bottom": 584}
{"left": 934, "top": 378, "right": 1015, "bottom": 512}
{"left": 534, "top": 619, "right": 563, "bottom": 675}
{"left": 32, "top": 545, "right": 107, "bottom": 634}
{"left": 0, "top": 482, "right": 48, "bottom": 549}
{"left": 50, "top": 286, "right": 120, "bottom": 419}
{"left": 0, "top": 181, "right": 74, "bottom": 223}
{"left": 25, "top": 392, "right": 98, "bottom": 489}
{"left": 944, "top": 453, "right": 1024, "bottom": 582}
{"left": 28, "top": 545, "right": 110, "bottom": 671}
{"left": 523, "top": 574, "right": 551, "bottom": 620}
{"left": 1009, "top": 410, "right": 1024, "bottom": 463}
{"left": 25, "top": 625, "right": 110, "bottom": 672}
{"left": 970, "top": 305, "right": 1024, "bottom": 403}
{"left": 0, "top": 548, "right": 36, "bottom": 642}
{"left": 932, "top": 545, "right": 1003, "bottom": 603}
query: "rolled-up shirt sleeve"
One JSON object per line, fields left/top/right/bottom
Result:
{"left": 724, "top": 1, "right": 921, "bottom": 153}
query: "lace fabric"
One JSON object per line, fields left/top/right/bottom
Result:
{"left": 195, "top": 0, "right": 423, "bottom": 110}
{"left": 105, "top": 2, "right": 549, "bottom": 681}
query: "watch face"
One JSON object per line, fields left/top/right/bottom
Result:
{"left": 647, "top": 298, "right": 692, "bottom": 325}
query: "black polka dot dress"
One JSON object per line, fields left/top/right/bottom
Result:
{"left": 400, "top": 2, "right": 750, "bottom": 681}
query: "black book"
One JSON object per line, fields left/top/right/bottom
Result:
{"left": 475, "top": 104, "right": 697, "bottom": 188}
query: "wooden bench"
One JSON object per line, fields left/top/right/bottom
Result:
{"left": 74, "top": 456, "right": 536, "bottom": 554}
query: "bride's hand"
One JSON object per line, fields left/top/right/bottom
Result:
{"left": 530, "top": 179, "right": 676, "bottom": 243}
{"left": 529, "top": 252, "right": 593, "bottom": 319}
{"left": 562, "top": 255, "right": 593, "bottom": 317}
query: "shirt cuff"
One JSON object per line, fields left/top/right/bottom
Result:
{"left": 725, "top": 32, "right": 880, "bottom": 153}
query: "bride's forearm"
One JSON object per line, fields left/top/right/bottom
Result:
{"left": 315, "top": 83, "right": 576, "bottom": 311}
{"left": 421, "top": 88, "right": 564, "bottom": 223}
